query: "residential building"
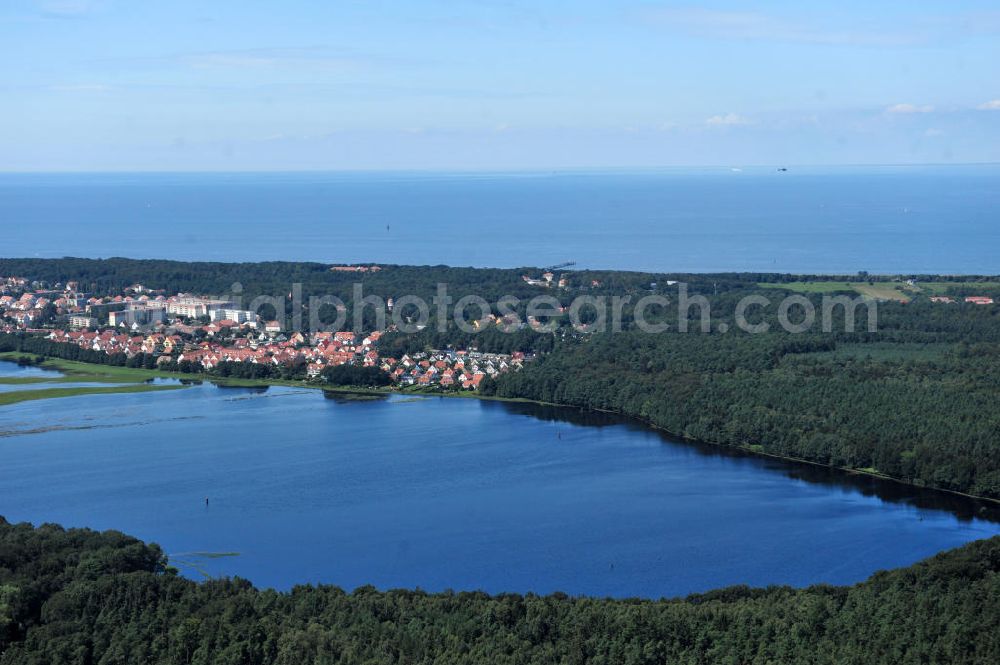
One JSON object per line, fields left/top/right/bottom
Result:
{"left": 167, "top": 297, "right": 232, "bottom": 318}
{"left": 68, "top": 315, "right": 98, "bottom": 329}
{"left": 210, "top": 308, "right": 257, "bottom": 324}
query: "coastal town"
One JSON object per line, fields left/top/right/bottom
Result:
{"left": 0, "top": 275, "right": 527, "bottom": 390}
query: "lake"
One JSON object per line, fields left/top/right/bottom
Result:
{"left": 1, "top": 374, "right": 997, "bottom": 598}
{"left": 2, "top": 165, "right": 999, "bottom": 274}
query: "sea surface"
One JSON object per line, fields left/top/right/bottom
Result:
{"left": 1, "top": 374, "right": 997, "bottom": 598}
{"left": 2, "top": 165, "right": 999, "bottom": 274}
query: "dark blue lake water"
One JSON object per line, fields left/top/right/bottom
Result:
{"left": 2, "top": 165, "right": 999, "bottom": 274}
{"left": 1, "top": 376, "right": 997, "bottom": 598}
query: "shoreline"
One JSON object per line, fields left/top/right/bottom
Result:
{"left": 468, "top": 393, "right": 1000, "bottom": 510}
{"left": 4, "top": 352, "right": 1000, "bottom": 510}
{"left": 0, "top": 383, "right": 186, "bottom": 406}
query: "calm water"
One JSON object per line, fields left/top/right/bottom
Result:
{"left": 1, "top": 376, "right": 997, "bottom": 598}
{"left": 0, "top": 360, "right": 67, "bottom": 392}
{"left": 0, "top": 362, "right": 58, "bottom": 379}
{"left": 2, "top": 165, "right": 999, "bottom": 273}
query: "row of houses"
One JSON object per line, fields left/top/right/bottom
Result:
{"left": 2, "top": 276, "right": 526, "bottom": 389}
{"left": 47, "top": 329, "right": 183, "bottom": 357}
{"left": 330, "top": 265, "right": 382, "bottom": 273}
{"left": 1, "top": 276, "right": 29, "bottom": 293}
{"left": 41, "top": 322, "right": 522, "bottom": 390}
{"left": 386, "top": 350, "right": 525, "bottom": 389}
{"left": 174, "top": 331, "right": 382, "bottom": 372}
{"left": 929, "top": 296, "right": 995, "bottom": 305}
{"left": 0, "top": 290, "right": 53, "bottom": 326}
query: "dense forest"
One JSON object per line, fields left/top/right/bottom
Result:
{"left": 4, "top": 257, "right": 999, "bottom": 298}
{"left": 1, "top": 517, "right": 998, "bottom": 664}
{"left": 485, "top": 296, "right": 1000, "bottom": 499}
{"left": 0, "top": 257, "right": 724, "bottom": 297}
{"left": 320, "top": 363, "right": 393, "bottom": 387}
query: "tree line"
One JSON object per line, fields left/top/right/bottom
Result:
{"left": 484, "top": 294, "right": 1000, "bottom": 499}
{"left": 1, "top": 517, "right": 999, "bottom": 664}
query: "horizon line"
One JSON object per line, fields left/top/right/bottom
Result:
{"left": 1, "top": 161, "right": 999, "bottom": 176}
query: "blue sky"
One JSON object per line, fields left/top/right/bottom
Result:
{"left": 2, "top": 0, "right": 999, "bottom": 170}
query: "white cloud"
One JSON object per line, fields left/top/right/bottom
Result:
{"left": 924, "top": 128, "right": 945, "bottom": 137}
{"left": 977, "top": 99, "right": 1000, "bottom": 110}
{"left": 705, "top": 113, "right": 752, "bottom": 126}
{"left": 885, "top": 103, "right": 934, "bottom": 114}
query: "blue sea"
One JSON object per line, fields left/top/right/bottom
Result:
{"left": 2, "top": 165, "right": 998, "bottom": 273}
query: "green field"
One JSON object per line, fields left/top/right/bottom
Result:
{"left": 0, "top": 352, "right": 182, "bottom": 383}
{"left": 0, "top": 352, "right": 317, "bottom": 389}
{"left": 759, "top": 281, "right": 913, "bottom": 301}
{"left": 912, "top": 281, "right": 1000, "bottom": 294}
{"left": 760, "top": 279, "right": 1000, "bottom": 301}
{"left": 758, "top": 280, "right": 859, "bottom": 293}
{"left": 0, "top": 383, "right": 187, "bottom": 406}
{"left": 0, "top": 352, "right": 430, "bottom": 406}
{"left": 0, "top": 353, "right": 201, "bottom": 406}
